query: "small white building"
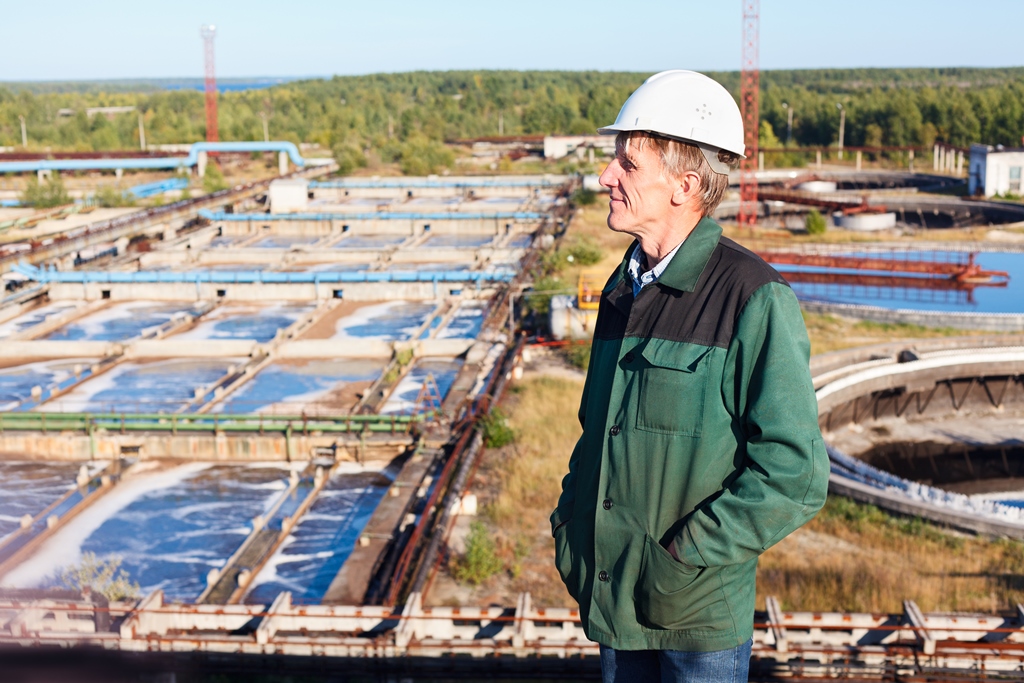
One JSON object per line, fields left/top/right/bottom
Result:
{"left": 969, "top": 144, "right": 1024, "bottom": 197}
{"left": 267, "top": 178, "right": 309, "bottom": 213}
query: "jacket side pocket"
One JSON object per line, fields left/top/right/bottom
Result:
{"left": 554, "top": 520, "right": 579, "bottom": 601}
{"left": 637, "top": 534, "right": 731, "bottom": 635}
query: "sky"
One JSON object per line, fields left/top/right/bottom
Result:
{"left": 2, "top": 0, "right": 1021, "bottom": 82}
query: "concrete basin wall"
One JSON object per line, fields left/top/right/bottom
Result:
{"left": 47, "top": 282, "right": 496, "bottom": 302}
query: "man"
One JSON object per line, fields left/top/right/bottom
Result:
{"left": 551, "top": 70, "right": 829, "bottom": 682}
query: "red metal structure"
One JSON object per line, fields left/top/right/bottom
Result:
{"left": 738, "top": 0, "right": 760, "bottom": 227}
{"left": 200, "top": 25, "right": 218, "bottom": 143}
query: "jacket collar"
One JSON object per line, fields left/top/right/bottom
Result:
{"left": 603, "top": 217, "right": 723, "bottom": 295}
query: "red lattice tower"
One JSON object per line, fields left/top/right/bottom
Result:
{"left": 200, "top": 25, "right": 219, "bottom": 143}
{"left": 737, "top": 0, "right": 760, "bottom": 227}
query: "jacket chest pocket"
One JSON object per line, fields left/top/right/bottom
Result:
{"left": 635, "top": 344, "right": 710, "bottom": 437}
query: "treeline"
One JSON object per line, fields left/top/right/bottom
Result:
{"left": 2, "top": 68, "right": 1023, "bottom": 162}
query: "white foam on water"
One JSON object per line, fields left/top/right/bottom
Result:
{"left": 1, "top": 462, "right": 211, "bottom": 588}
{"left": 0, "top": 301, "right": 82, "bottom": 339}
{"left": 35, "top": 363, "right": 130, "bottom": 413}
{"left": 332, "top": 301, "right": 426, "bottom": 341}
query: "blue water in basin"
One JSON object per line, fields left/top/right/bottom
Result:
{"left": 436, "top": 303, "right": 486, "bottom": 340}
{"left": 75, "top": 464, "right": 293, "bottom": 601}
{"left": 422, "top": 235, "right": 494, "bottom": 248}
{"left": 381, "top": 358, "right": 463, "bottom": 415}
{"left": 244, "top": 467, "right": 392, "bottom": 605}
{"left": 0, "top": 359, "right": 96, "bottom": 411}
{"left": 251, "top": 236, "right": 318, "bottom": 249}
{"left": 334, "top": 302, "right": 436, "bottom": 341}
{"left": 36, "top": 359, "right": 239, "bottom": 414}
{"left": 0, "top": 302, "right": 81, "bottom": 340}
{"left": 172, "top": 303, "right": 313, "bottom": 342}
{"left": 0, "top": 463, "right": 79, "bottom": 543}
{"left": 332, "top": 235, "right": 405, "bottom": 250}
{"left": 212, "top": 360, "right": 382, "bottom": 415}
{"left": 45, "top": 302, "right": 203, "bottom": 341}
{"left": 779, "top": 250, "right": 1024, "bottom": 314}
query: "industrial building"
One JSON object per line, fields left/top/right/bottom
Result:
{"left": 969, "top": 143, "right": 1024, "bottom": 197}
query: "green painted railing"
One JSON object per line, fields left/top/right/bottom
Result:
{"left": 0, "top": 412, "right": 430, "bottom": 435}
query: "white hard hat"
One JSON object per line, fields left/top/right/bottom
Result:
{"left": 598, "top": 70, "right": 745, "bottom": 174}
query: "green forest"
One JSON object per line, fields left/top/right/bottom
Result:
{"left": 2, "top": 67, "right": 1023, "bottom": 165}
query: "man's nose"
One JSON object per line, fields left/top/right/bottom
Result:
{"left": 598, "top": 160, "right": 619, "bottom": 189}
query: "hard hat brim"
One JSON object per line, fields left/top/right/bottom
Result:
{"left": 597, "top": 124, "right": 743, "bottom": 175}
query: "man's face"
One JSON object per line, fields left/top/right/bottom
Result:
{"left": 597, "top": 138, "right": 677, "bottom": 238}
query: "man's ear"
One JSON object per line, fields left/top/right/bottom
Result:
{"left": 671, "top": 170, "right": 702, "bottom": 206}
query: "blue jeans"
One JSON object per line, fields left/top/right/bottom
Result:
{"left": 600, "top": 639, "right": 752, "bottom": 683}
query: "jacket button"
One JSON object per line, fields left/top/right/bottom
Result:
{"left": 623, "top": 352, "right": 635, "bottom": 363}
{"left": 602, "top": 499, "right": 613, "bottom": 510}
{"left": 598, "top": 570, "right": 610, "bottom": 582}
{"left": 609, "top": 425, "right": 621, "bottom": 436}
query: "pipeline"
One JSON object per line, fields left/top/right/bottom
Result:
{"left": 0, "top": 141, "right": 307, "bottom": 174}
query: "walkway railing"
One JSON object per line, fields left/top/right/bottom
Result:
{"left": 0, "top": 412, "right": 431, "bottom": 435}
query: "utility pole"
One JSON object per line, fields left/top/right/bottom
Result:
{"left": 781, "top": 102, "right": 793, "bottom": 146}
{"left": 18, "top": 115, "right": 27, "bottom": 148}
{"left": 737, "top": 0, "right": 760, "bottom": 227}
{"left": 138, "top": 113, "right": 146, "bottom": 151}
{"left": 836, "top": 103, "right": 846, "bottom": 161}
{"left": 200, "top": 25, "right": 218, "bottom": 142}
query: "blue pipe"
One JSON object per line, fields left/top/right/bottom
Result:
{"left": 12, "top": 263, "right": 513, "bottom": 284}
{"left": 198, "top": 209, "right": 544, "bottom": 221}
{"left": 0, "top": 141, "right": 306, "bottom": 174}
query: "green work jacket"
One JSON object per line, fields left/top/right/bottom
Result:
{"left": 551, "top": 217, "right": 828, "bottom": 652}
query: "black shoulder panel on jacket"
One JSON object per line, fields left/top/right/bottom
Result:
{"left": 594, "top": 236, "right": 790, "bottom": 348}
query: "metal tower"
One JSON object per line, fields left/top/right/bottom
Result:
{"left": 738, "top": 0, "right": 759, "bottom": 227}
{"left": 200, "top": 24, "right": 218, "bottom": 143}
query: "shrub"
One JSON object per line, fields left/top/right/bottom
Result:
{"left": 93, "top": 185, "right": 135, "bottom": 208}
{"left": 481, "top": 407, "right": 515, "bottom": 448}
{"left": 397, "top": 137, "right": 454, "bottom": 175}
{"left": 202, "top": 163, "right": 228, "bottom": 193}
{"left": 60, "top": 552, "right": 140, "bottom": 602}
{"left": 805, "top": 208, "right": 827, "bottom": 235}
{"left": 450, "top": 521, "right": 503, "bottom": 585}
{"left": 565, "top": 239, "right": 603, "bottom": 266}
{"left": 21, "top": 176, "right": 71, "bottom": 208}
{"left": 332, "top": 143, "right": 368, "bottom": 175}
{"left": 571, "top": 188, "right": 597, "bottom": 206}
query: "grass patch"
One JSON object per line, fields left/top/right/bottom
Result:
{"left": 758, "top": 495, "right": 1024, "bottom": 613}
{"left": 480, "top": 407, "right": 516, "bottom": 448}
{"left": 450, "top": 521, "right": 504, "bottom": 586}
{"left": 801, "top": 311, "right": 1009, "bottom": 355}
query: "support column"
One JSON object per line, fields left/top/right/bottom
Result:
{"left": 856, "top": 150, "right": 862, "bottom": 171}
{"left": 933, "top": 144, "right": 939, "bottom": 171}
{"left": 908, "top": 149, "right": 915, "bottom": 172}
{"left": 956, "top": 150, "right": 964, "bottom": 176}
{"left": 278, "top": 151, "right": 288, "bottom": 176}
{"left": 197, "top": 151, "right": 208, "bottom": 178}
{"left": 758, "top": 151, "right": 764, "bottom": 171}
{"left": 816, "top": 150, "right": 822, "bottom": 169}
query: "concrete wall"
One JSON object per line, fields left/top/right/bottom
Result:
{"left": 0, "top": 340, "right": 115, "bottom": 359}
{"left": 48, "top": 281, "right": 497, "bottom": 302}
{"left": 0, "top": 432, "right": 413, "bottom": 462}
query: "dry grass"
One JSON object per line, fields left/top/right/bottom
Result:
{"left": 758, "top": 496, "right": 1024, "bottom": 614}
{"left": 427, "top": 374, "right": 585, "bottom": 608}
{"left": 801, "top": 311, "right": 1013, "bottom": 355}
